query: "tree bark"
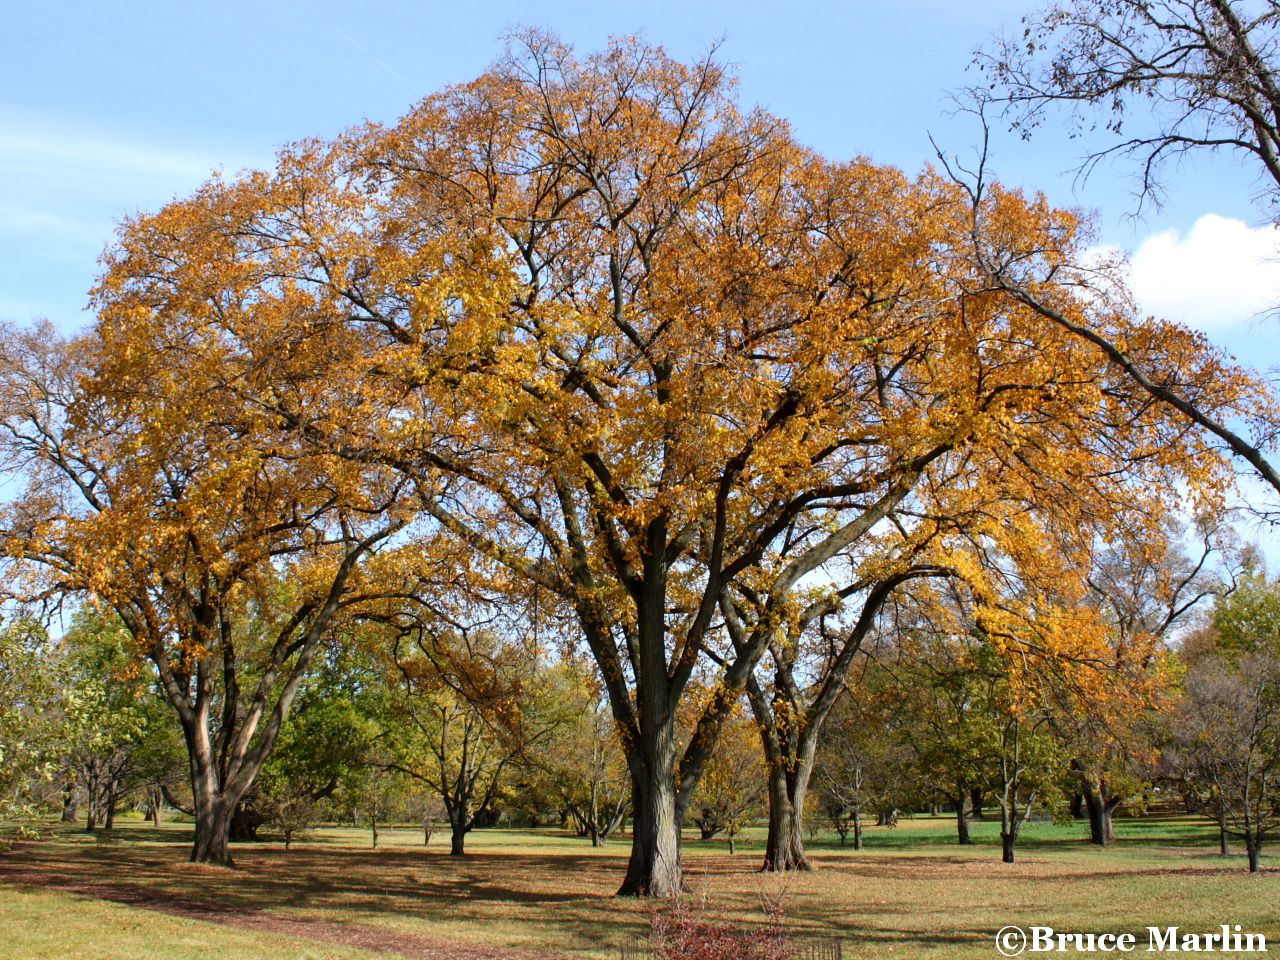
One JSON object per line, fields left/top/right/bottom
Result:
{"left": 1001, "top": 832, "right": 1016, "bottom": 864}
{"left": 955, "top": 783, "right": 972, "bottom": 845}
{"left": 618, "top": 766, "right": 683, "bottom": 896}
{"left": 60, "top": 780, "right": 78, "bottom": 823}
{"left": 187, "top": 727, "right": 249, "bottom": 866}
{"left": 190, "top": 791, "right": 233, "bottom": 864}
{"left": 449, "top": 819, "right": 467, "bottom": 856}
{"left": 852, "top": 810, "right": 864, "bottom": 851}
{"left": 1245, "top": 832, "right": 1262, "bottom": 873}
{"left": 1082, "top": 786, "right": 1107, "bottom": 846}
{"left": 761, "top": 761, "right": 813, "bottom": 871}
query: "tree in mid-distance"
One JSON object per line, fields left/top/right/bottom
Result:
{"left": 1172, "top": 570, "right": 1280, "bottom": 871}
{"left": 0, "top": 317, "right": 412, "bottom": 864}
{"left": 688, "top": 700, "right": 763, "bottom": 854}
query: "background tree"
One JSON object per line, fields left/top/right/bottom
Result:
{"left": 813, "top": 688, "right": 917, "bottom": 850}
{"left": 524, "top": 667, "right": 630, "bottom": 846}
{"left": 1171, "top": 570, "right": 1280, "bottom": 871}
{"left": 377, "top": 613, "right": 565, "bottom": 856}
{"left": 0, "top": 618, "right": 70, "bottom": 842}
{"left": 688, "top": 701, "right": 764, "bottom": 854}
{"left": 0, "top": 312, "right": 411, "bottom": 864}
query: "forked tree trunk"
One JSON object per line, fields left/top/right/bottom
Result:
{"left": 617, "top": 606, "right": 685, "bottom": 898}
{"left": 187, "top": 727, "right": 253, "bottom": 866}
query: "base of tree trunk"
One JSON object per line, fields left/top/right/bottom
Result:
{"left": 1001, "top": 834, "right": 1016, "bottom": 864}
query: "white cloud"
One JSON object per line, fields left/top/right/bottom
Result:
{"left": 1117, "top": 213, "right": 1280, "bottom": 332}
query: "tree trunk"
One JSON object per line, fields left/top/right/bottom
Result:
{"left": 60, "top": 780, "right": 78, "bottom": 823}
{"left": 1101, "top": 797, "right": 1120, "bottom": 844}
{"left": 188, "top": 735, "right": 242, "bottom": 866}
{"left": 1245, "top": 832, "right": 1261, "bottom": 873}
{"left": 449, "top": 818, "right": 467, "bottom": 856}
{"left": 970, "top": 787, "right": 984, "bottom": 820}
{"left": 852, "top": 810, "right": 864, "bottom": 851}
{"left": 727, "top": 833, "right": 737, "bottom": 855}
{"left": 104, "top": 788, "right": 117, "bottom": 832}
{"left": 956, "top": 803, "right": 971, "bottom": 845}
{"left": 1001, "top": 832, "right": 1016, "bottom": 864}
{"left": 190, "top": 792, "right": 233, "bottom": 864}
{"left": 618, "top": 769, "right": 683, "bottom": 896}
{"left": 761, "top": 763, "right": 812, "bottom": 871}
{"left": 617, "top": 651, "right": 683, "bottom": 897}
{"left": 1082, "top": 785, "right": 1107, "bottom": 846}
{"left": 370, "top": 815, "right": 379, "bottom": 849}
{"left": 1218, "top": 808, "right": 1230, "bottom": 856}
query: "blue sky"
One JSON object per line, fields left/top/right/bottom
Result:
{"left": 2, "top": 2, "right": 1277, "bottom": 400}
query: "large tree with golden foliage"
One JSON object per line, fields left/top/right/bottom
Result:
{"left": 56, "top": 33, "right": 1258, "bottom": 894}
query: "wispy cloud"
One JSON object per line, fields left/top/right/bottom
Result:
{"left": 0, "top": 106, "right": 260, "bottom": 195}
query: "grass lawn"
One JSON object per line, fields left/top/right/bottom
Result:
{"left": 1, "top": 813, "right": 1276, "bottom": 958}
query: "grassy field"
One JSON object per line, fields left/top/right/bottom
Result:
{"left": 1, "top": 813, "right": 1276, "bottom": 959}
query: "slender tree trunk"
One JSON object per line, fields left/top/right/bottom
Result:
{"left": 1082, "top": 785, "right": 1107, "bottom": 846}
{"left": 852, "top": 809, "right": 864, "bottom": 851}
{"left": 1001, "top": 832, "right": 1016, "bottom": 864}
{"left": 955, "top": 783, "right": 972, "bottom": 845}
{"left": 1218, "top": 807, "right": 1230, "bottom": 856}
{"left": 61, "top": 779, "right": 77, "bottom": 823}
{"left": 1245, "top": 831, "right": 1261, "bottom": 873}
{"left": 727, "top": 832, "right": 737, "bottom": 855}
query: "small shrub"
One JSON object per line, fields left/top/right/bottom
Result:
{"left": 650, "top": 892, "right": 790, "bottom": 960}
